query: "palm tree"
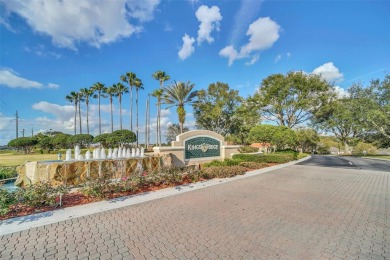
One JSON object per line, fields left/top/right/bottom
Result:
{"left": 134, "top": 78, "right": 144, "bottom": 146}
{"left": 162, "top": 81, "right": 198, "bottom": 133}
{"left": 80, "top": 87, "right": 94, "bottom": 134}
{"left": 77, "top": 92, "right": 84, "bottom": 134}
{"left": 152, "top": 89, "right": 164, "bottom": 146}
{"left": 112, "top": 82, "right": 129, "bottom": 131}
{"left": 120, "top": 72, "right": 137, "bottom": 131}
{"left": 152, "top": 71, "right": 170, "bottom": 146}
{"left": 104, "top": 85, "right": 118, "bottom": 133}
{"left": 92, "top": 82, "right": 107, "bottom": 135}
{"left": 65, "top": 91, "right": 79, "bottom": 135}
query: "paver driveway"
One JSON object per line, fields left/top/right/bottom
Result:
{"left": 1, "top": 158, "right": 389, "bottom": 259}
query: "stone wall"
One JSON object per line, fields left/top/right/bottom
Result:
{"left": 15, "top": 154, "right": 173, "bottom": 187}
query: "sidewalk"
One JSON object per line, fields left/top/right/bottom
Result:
{"left": 0, "top": 156, "right": 310, "bottom": 236}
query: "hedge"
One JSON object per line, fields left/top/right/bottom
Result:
{"left": 232, "top": 153, "right": 293, "bottom": 163}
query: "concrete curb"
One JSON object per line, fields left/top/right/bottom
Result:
{"left": 0, "top": 156, "right": 311, "bottom": 236}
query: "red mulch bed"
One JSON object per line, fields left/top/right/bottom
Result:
{"left": 0, "top": 164, "right": 277, "bottom": 220}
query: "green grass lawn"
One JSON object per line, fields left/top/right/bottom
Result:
{"left": 0, "top": 153, "right": 58, "bottom": 166}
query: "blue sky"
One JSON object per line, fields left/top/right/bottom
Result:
{"left": 0, "top": 0, "right": 389, "bottom": 145}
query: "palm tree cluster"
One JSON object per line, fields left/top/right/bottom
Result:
{"left": 65, "top": 70, "right": 198, "bottom": 146}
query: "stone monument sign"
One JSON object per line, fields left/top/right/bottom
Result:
{"left": 153, "top": 130, "right": 240, "bottom": 166}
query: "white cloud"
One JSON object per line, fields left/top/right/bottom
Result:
{"left": 47, "top": 83, "right": 59, "bottom": 89}
{"left": 274, "top": 54, "right": 282, "bottom": 63}
{"left": 240, "top": 17, "right": 280, "bottom": 57}
{"left": 286, "top": 52, "right": 291, "bottom": 58}
{"left": 2, "top": 0, "right": 160, "bottom": 50}
{"left": 220, "top": 17, "right": 281, "bottom": 66}
{"left": 333, "top": 86, "right": 349, "bottom": 98}
{"left": 164, "top": 23, "right": 173, "bottom": 32}
{"left": 0, "top": 69, "right": 43, "bottom": 89}
{"left": 229, "top": 0, "right": 263, "bottom": 45}
{"left": 219, "top": 46, "right": 239, "bottom": 66}
{"left": 245, "top": 55, "right": 260, "bottom": 66}
{"left": 188, "top": 0, "right": 200, "bottom": 6}
{"left": 312, "top": 62, "right": 344, "bottom": 83}
{"left": 178, "top": 34, "right": 196, "bottom": 60}
{"left": 32, "top": 101, "right": 74, "bottom": 121}
{"left": 195, "top": 5, "right": 222, "bottom": 45}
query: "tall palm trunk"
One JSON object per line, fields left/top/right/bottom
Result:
{"left": 98, "top": 93, "right": 101, "bottom": 135}
{"left": 119, "top": 95, "right": 123, "bottom": 130}
{"left": 177, "top": 105, "right": 185, "bottom": 133}
{"left": 78, "top": 95, "right": 82, "bottom": 134}
{"left": 74, "top": 103, "right": 77, "bottom": 135}
{"left": 86, "top": 100, "right": 90, "bottom": 134}
{"left": 130, "top": 86, "right": 133, "bottom": 131}
{"left": 136, "top": 89, "right": 139, "bottom": 146}
{"left": 110, "top": 96, "right": 114, "bottom": 133}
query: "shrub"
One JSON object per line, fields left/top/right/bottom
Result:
{"left": 232, "top": 153, "right": 293, "bottom": 163}
{"left": 80, "top": 178, "right": 110, "bottom": 199}
{"left": 201, "top": 166, "right": 246, "bottom": 179}
{"left": 239, "top": 162, "right": 268, "bottom": 169}
{"left": 203, "top": 158, "right": 241, "bottom": 168}
{"left": 275, "top": 149, "right": 299, "bottom": 160}
{"left": 238, "top": 146, "right": 259, "bottom": 153}
{"left": 15, "top": 182, "right": 68, "bottom": 207}
{"left": 0, "top": 166, "right": 17, "bottom": 180}
{"left": 353, "top": 142, "right": 377, "bottom": 155}
{"left": 0, "top": 188, "right": 16, "bottom": 216}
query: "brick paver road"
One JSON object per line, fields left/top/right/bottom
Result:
{"left": 1, "top": 158, "right": 389, "bottom": 259}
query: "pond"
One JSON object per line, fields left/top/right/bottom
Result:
{"left": 1, "top": 180, "right": 19, "bottom": 192}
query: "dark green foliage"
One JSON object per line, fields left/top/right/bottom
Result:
{"left": 0, "top": 188, "right": 16, "bottom": 215}
{"left": 239, "top": 162, "right": 268, "bottom": 169}
{"left": 203, "top": 158, "right": 241, "bottom": 168}
{"left": 232, "top": 153, "right": 293, "bottom": 163}
{"left": 275, "top": 149, "right": 299, "bottom": 160}
{"left": 0, "top": 166, "right": 17, "bottom": 180}
{"left": 15, "top": 183, "right": 68, "bottom": 207}
{"left": 52, "top": 133, "right": 72, "bottom": 149}
{"left": 8, "top": 137, "right": 38, "bottom": 154}
{"left": 67, "top": 134, "right": 94, "bottom": 148}
{"left": 201, "top": 166, "right": 246, "bottom": 179}
{"left": 107, "top": 130, "right": 136, "bottom": 146}
{"left": 238, "top": 146, "right": 259, "bottom": 153}
{"left": 93, "top": 133, "right": 111, "bottom": 147}
{"left": 248, "top": 124, "right": 297, "bottom": 150}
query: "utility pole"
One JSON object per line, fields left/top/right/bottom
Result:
{"left": 15, "top": 110, "right": 19, "bottom": 139}
{"left": 21, "top": 128, "right": 25, "bottom": 137}
{"left": 31, "top": 128, "right": 34, "bottom": 137}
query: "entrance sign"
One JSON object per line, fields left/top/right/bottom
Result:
{"left": 153, "top": 130, "right": 240, "bottom": 166}
{"left": 185, "top": 136, "right": 220, "bottom": 159}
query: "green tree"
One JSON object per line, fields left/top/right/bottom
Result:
{"left": 193, "top": 82, "right": 242, "bottom": 136}
{"left": 93, "top": 133, "right": 111, "bottom": 147}
{"left": 107, "top": 130, "right": 136, "bottom": 147}
{"left": 37, "top": 136, "right": 53, "bottom": 152}
{"left": 353, "top": 142, "right": 377, "bottom": 155}
{"left": 163, "top": 81, "right": 198, "bottom": 134}
{"left": 77, "top": 91, "right": 84, "bottom": 134}
{"left": 152, "top": 71, "right": 171, "bottom": 146}
{"left": 295, "top": 127, "right": 319, "bottom": 153}
{"left": 80, "top": 87, "right": 95, "bottom": 135}
{"left": 252, "top": 71, "right": 334, "bottom": 128}
{"left": 121, "top": 72, "right": 137, "bottom": 131}
{"left": 312, "top": 97, "right": 362, "bottom": 153}
{"left": 229, "top": 99, "right": 261, "bottom": 144}
{"left": 8, "top": 137, "right": 38, "bottom": 154}
{"left": 52, "top": 133, "right": 72, "bottom": 149}
{"left": 104, "top": 85, "right": 118, "bottom": 133}
{"left": 65, "top": 91, "right": 79, "bottom": 135}
{"left": 67, "top": 134, "right": 94, "bottom": 148}
{"left": 92, "top": 82, "right": 107, "bottom": 135}
{"left": 248, "top": 124, "right": 297, "bottom": 151}
{"left": 134, "top": 78, "right": 144, "bottom": 146}
{"left": 349, "top": 75, "right": 390, "bottom": 140}
{"left": 165, "top": 123, "right": 189, "bottom": 144}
